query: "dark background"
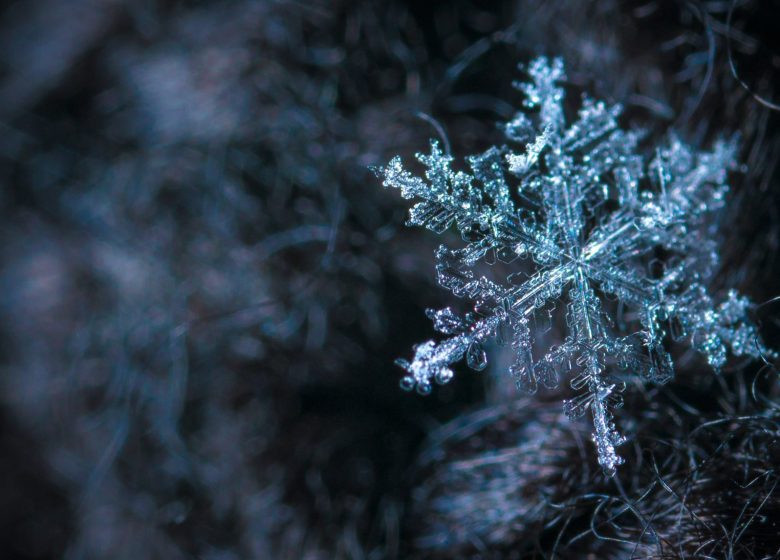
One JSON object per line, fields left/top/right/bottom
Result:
{"left": 1, "top": 1, "right": 779, "bottom": 558}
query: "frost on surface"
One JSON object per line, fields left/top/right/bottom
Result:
{"left": 373, "top": 57, "right": 773, "bottom": 475}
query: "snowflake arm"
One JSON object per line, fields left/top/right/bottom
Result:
{"left": 374, "top": 141, "right": 561, "bottom": 263}
{"left": 402, "top": 259, "right": 573, "bottom": 396}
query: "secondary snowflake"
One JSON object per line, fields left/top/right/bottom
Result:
{"left": 373, "top": 57, "right": 772, "bottom": 475}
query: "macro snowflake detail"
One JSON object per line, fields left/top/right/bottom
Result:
{"left": 373, "top": 57, "right": 772, "bottom": 475}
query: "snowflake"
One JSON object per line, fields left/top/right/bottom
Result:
{"left": 373, "top": 57, "right": 773, "bottom": 475}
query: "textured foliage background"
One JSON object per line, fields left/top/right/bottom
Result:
{"left": 0, "top": 1, "right": 779, "bottom": 559}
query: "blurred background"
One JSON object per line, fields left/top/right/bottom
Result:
{"left": 0, "top": 1, "right": 779, "bottom": 558}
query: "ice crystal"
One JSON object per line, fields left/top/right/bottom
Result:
{"left": 374, "top": 57, "right": 773, "bottom": 475}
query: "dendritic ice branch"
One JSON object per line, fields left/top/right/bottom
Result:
{"left": 373, "top": 57, "right": 774, "bottom": 475}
